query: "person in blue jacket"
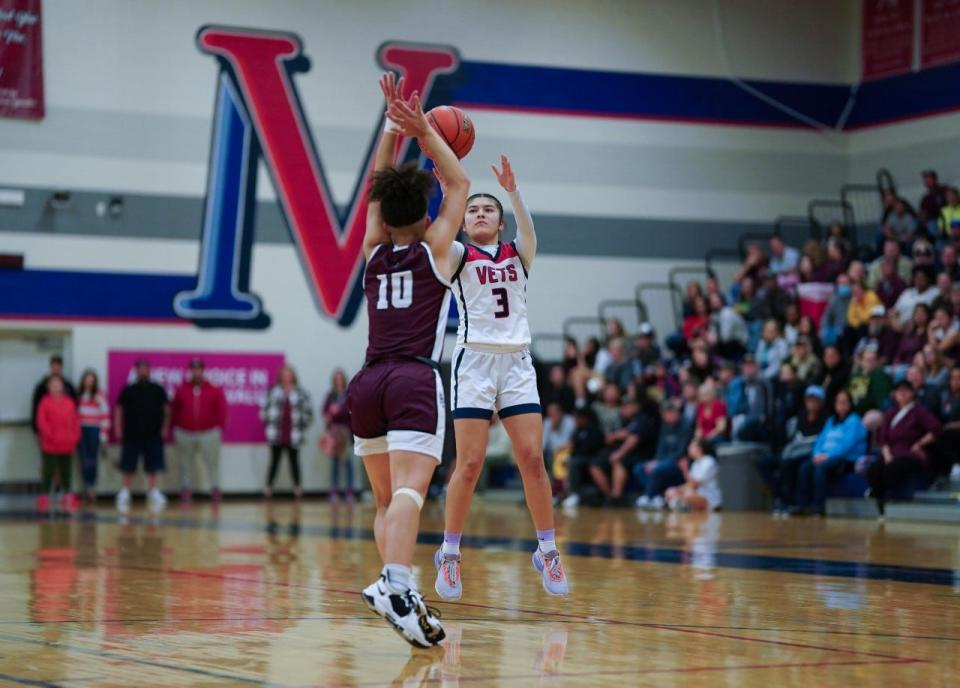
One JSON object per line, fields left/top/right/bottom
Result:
{"left": 792, "top": 388, "right": 867, "bottom": 515}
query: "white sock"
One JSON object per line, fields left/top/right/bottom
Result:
{"left": 442, "top": 533, "right": 461, "bottom": 556}
{"left": 383, "top": 564, "right": 413, "bottom": 593}
{"left": 539, "top": 539, "right": 557, "bottom": 554}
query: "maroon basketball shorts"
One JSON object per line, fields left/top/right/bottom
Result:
{"left": 348, "top": 360, "right": 445, "bottom": 462}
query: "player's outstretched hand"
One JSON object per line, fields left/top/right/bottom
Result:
{"left": 379, "top": 72, "right": 405, "bottom": 108}
{"left": 386, "top": 92, "right": 430, "bottom": 139}
{"left": 491, "top": 155, "right": 516, "bottom": 193}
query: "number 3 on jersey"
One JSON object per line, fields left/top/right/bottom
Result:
{"left": 492, "top": 287, "right": 509, "bottom": 318}
{"left": 376, "top": 270, "right": 413, "bottom": 310}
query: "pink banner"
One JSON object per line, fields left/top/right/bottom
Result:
{"left": 921, "top": 0, "right": 960, "bottom": 68}
{"left": 107, "top": 350, "right": 285, "bottom": 444}
{"left": 0, "top": 0, "right": 43, "bottom": 119}
{"left": 862, "top": 0, "right": 915, "bottom": 79}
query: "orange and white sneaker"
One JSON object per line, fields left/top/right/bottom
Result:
{"left": 532, "top": 549, "right": 569, "bottom": 596}
{"left": 434, "top": 549, "right": 462, "bottom": 600}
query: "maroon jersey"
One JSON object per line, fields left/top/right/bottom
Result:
{"left": 363, "top": 241, "right": 451, "bottom": 364}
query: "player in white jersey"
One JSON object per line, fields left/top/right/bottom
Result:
{"left": 435, "top": 156, "right": 569, "bottom": 599}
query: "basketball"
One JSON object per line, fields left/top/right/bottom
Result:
{"left": 426, "top": 105, "right": 475, "bottom": 159}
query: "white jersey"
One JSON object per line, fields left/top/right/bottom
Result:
{"left": 450, "top": 240, "right": 531, "bottom": 352}
{"left": 690, "top": 455, "right": 722, "bottom": 511}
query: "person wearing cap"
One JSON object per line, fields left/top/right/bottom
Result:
{"left": 170, "top": 358, "right": 227, "bottom": 504}
{"left": 634, "top": 397, "right": 693, "bottom": 510}
{"left": 631, "top": 323, "right": 661, "bottom": 369}
{"left": 115, "top": 359, "right": 169, "bottom": 513}
{"left": 30, "top": 354, "right": 77, "bottom": 436}
{"left": 892, "top": 266, "right": 939, "bottom": 328}
{"left": 755, "top": 384, "right": 827, "bottom": 513}
{"left": 853, "top": 306, "right": 900, "bottom": 364}
{"left": 794, "top": 389, "right": 866, "bottom": 515}
{"left": 788, "top": 336, "right": 823, "bottom": 387}
{"left": 938, "top": 187, "right": 960, "bottom": 239}
{"left": 869, "top": 380, "right": 942, "bottom": 516}
{"left": 919, "top": 170, "right": 947, "bottom": 236}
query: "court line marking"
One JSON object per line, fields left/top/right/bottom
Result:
{"left": 0, "top": 673, "right": 63, "bottom": 688}
{"left": 1, "top": 509, "right": 957, "bottom": 587}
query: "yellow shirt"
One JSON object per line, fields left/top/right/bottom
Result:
{"left": 940, "top": 204, "right": 960, "bottom": 236}
{"left": 847, "top": 291, "right": 881, "bottom": 328}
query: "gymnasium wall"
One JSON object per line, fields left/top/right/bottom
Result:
{"left": 0, "top": 0, "right": 957, "bottom": 492}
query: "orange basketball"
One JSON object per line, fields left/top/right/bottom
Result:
{"left": 426, "top": 105, "right": 475, "bottom": 159}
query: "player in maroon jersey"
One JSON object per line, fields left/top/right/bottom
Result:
{"left": 354, "top": 73, "right": 470, "bottom": 649}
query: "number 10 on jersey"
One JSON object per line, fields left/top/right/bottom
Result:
{"left": 376, "top": 270, "right": 413, "bottom": 310}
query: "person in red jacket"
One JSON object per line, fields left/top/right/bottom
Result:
{"left": 36, "top": 376, "right": 81, "bottom": 511}
{"left": 170, "top": 358, "right": 227, "bottom": 504}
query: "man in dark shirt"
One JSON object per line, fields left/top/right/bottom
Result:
{"left": 30, "top": 355, "right": 76, "bottom": 434}
{"left": 561, "top": 407, "right": 606, "bottom": 508}
{"left": 588, "top": 398, "right": 659, "bottom": 506}
{"left": 633, "top": 398, "right": 693, "bottom": 509}
{"left": 115, "top": 358, "right": 169, "bottom": 513}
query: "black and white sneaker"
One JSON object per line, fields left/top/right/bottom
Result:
{"left": 361, "top": 576, "right": 445, "bottom": 648}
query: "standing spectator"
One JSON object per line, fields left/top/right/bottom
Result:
{"left": 869, "top": 381, "right": 942, "bottom": 515}
{"left": 561, "top": 407, "right": 605, "bottom": 508}
{"left": 694, "top": 382, "right": 728, "bottom": 441}
{"left": 321, "top": 368, "right": 354, "bottom": 502}
{"left": 76, "top": 369, "right": 110, "bottom": 503}
{"left": 261, "top": 365, "right": 313, "bottom": 499}
{"left": 868, "top": 239, "right": 912, "bottom": 289}
{"left": 874, "top": 259, "right": 908, "bottom": 310}
{"left": 36, "top": 377, "right": 81, "bottom": 511}
{"left": 665, "top": 438, "right": 722, "bottom": 512}
{"left": 31, "top": 355, "right": 76, "bottom": 435}
{"left": 171, "top": 358, "right": 227, "bottom": 504}
{"left": 939, "top": 187, "right": 960, "bottom": 239}
{"left": 756, "top": 319, "right": 790, "bottom": 380}
{"left": 756, "top": 385, "right": 827, "bottom": 513}
{"left": 920, "top": 170, "right": 947, "bottom": 235}
{"left": 728, "top": 355, "right": 769, "bottom": 442}
{"left": 634, "top": 398, "right": 693, "bottom": 510}
{"left": 769, "top": 235, "right": 800, "bottom": 275}
{"left": 848, "top": 347, "right": 893, "bottom": 416}
{"left": 892, "top": 267, "right": 939, "bottom": 327}
{"left": 794, "top": 389, "right": 866, "bottom": 515}
{"left": 820, "top": 274, "right": 852, "bottom": 347}
{"left": 114, "top": 359, "right": 169, "bottom": 514}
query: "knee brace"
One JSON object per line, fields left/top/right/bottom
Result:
{"left": 393, "top": 487, "right": 424, "bottom": 511}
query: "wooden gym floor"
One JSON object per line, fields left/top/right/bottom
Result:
{"left": 0, "top": 498, "right": 957, "bottom": 686}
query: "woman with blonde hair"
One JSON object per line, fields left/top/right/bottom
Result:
{"left": 260, "top": 365, "right": 313, "bottom": 499}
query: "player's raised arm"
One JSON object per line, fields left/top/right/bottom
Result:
{"left": 493, "top": 155, "right": 536, "bottom": 270}
{"left": 363, "top": 73, "right": 406, "bottom": 260}
{"left": 386, "top": 93, "right": 469, "bottom": 270}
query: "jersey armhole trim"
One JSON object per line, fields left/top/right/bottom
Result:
{"left": 420, "top": 241, "right": 453, "bottom": 288}
{"left": 451, "top": 246, "right": 468, "bottom": 282}
{"left": 510, "top": 240, "right": 530, "bottom": 278}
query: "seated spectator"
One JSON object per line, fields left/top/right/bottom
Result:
{"left": 928, "top": 305, "right": 958, "bottom": 358}
{"left": 788, "top": 336, "right": 823, "bottom": 386}
{"left": 694, "top": 382, "right": 728, "bottom": 441}
{"left": 728, "top": 354, "right": 769, "bottom": 442}
{"left": 912, "top": 239, "right": 937, "bottom": 272}
{"left": 733, "top": 276, "right": 762, "bottom": 347}
{"left": 802, "top": 239, "right": 827, "bottom": 277}
{"left": 604, "top": 337, "right": 633, "bottom": 391}
{"left": 633, "top": 398, "right": 693, "bottom": 510}
{"left": 756, "top": 319, "right": 790, "bottom": 380}
{"left": 846, "top": 278, "right": 881, "bottom": 340}
{"left": 542, "top": 365, "right": 577, "bottom": 414}
{"left": 682, "top": 280, "right": 705, "bottom": 318}
{"left": 820, "top": 274, "right": 852, "bottom": 347}
{"left": 938, "top": 243, "right": 960, "bottom": 282}
{"left": 847, "top": 259, "right": 867, "bottom": 284}
{"left": 922, "top": 343, "right": 950, "bottom": 388}
{"left": 589, "top": 398, "right": 660, "bottom": 506}
{"left": 732, "top": 242, "right": 768, "bottom": 285}
{"left": 756, "top": 384, "right": 827, "bottom": 512}
{"left": 880, "top": 196, "right": 919, "bottom": 250}
{"left": 772, "top": 362, "right": 804, "bottom": 448}
{"left": 905, "top": 362, "right": 942, "bottom": 416}
{"left": 869, "top": 380, "right": 942, "bottom": 515}
{"left": 782, "top": 303, "right": 801, "bottom": 344}
{"left": 868, "top": 239, "right": 913, "bottom": 289}
{"left": 686, "top": 343, "right": 715, "bottom": 386}
{"left": 811, "top": 238, "right": 849, "bottom": 284}
{"left": 683, "top": 296, "right": 711, "bottom": 346}
{"left": 796, "top": 315, "right": 824, "bottom": 357}
{"left": 938, "top": 186, "right": 960, "bottom": 238}
{"left": 849, "top": 347, "right": 893, "bottom": 415}
{"left": 932, "top": 366, "right": 960, "bottom": 481}
{"left": 680, "top": 380, "right": 699, "bottom": 427}
{"left": 769, "top": 235, "right": 800, "bottom": 275}
{"left": 931, "top": 272, "right": 954, "bottom": 314}
{"left": 543, "top": 402, "right": 575, "bottom": 469}
{"left": 561, "top": 407, "right": 606, "bottom": 508}
{"left": 592, "top": 383, "right": 623, "bottom": 434}
{"left": 798, "top": 254, "right": 816, "bottom": 283}
{"left": 561, "top": 337, "right": 580, "bottom": 374}
{"left": 632, "top": 323, "right": 661, "bottom": 368}
{"left": 757, "top": 273, "right": 791, "bottom": 324}
{"left": 920, "top": 170, "right": 947, "bottom": 236}
{"left": 892, "top": 266, "right": 938, "bottom": 328}
{"left": 890, "top": 304, "right": 931, "bottom": 376}
{"left": 793, "top": 389, "right": 866, "bottom": 515}
{"left": 641, "top": 361, "right": 681, "bottom": 406}
{"left": 825, "top": 221, "right": 853, "bottom": 257}
{"left": 707, "top": 291, "right": 748, "bottom": 360}
{"left": 665, "top": 438, "right": 722, "bottom": 512}
{"left": 874, "top": 258, "right": 909, "bottom": 311}
{"left": 853, "top": 306, "right": 900, "bottom": 364}
{"left": 821, "top": 345, "right": 850, "bottom": 408}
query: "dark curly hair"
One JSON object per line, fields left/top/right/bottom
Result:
{"left": 369, "top": 162, "right": 434, "bottom": 228}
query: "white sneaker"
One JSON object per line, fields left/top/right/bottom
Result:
{"left": 650, "top": 496, "right": 665, "bottom": 510}
{"left": 634, "top": 495, "right": 650, "bottom": 509}
{"left": 668, "top": 497, "right": 685, "bottom": 512}
{"left": 361, "top": 576, "right": 445, "bottom": 648}
{"left": 561, "top": 494, "right": 580, "bottom": 509}
{"left": 148, "top": 488, "right": 167, "bottom": 512}
{"left": 116, "top": 488, "right": 131, "bottom": 514}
